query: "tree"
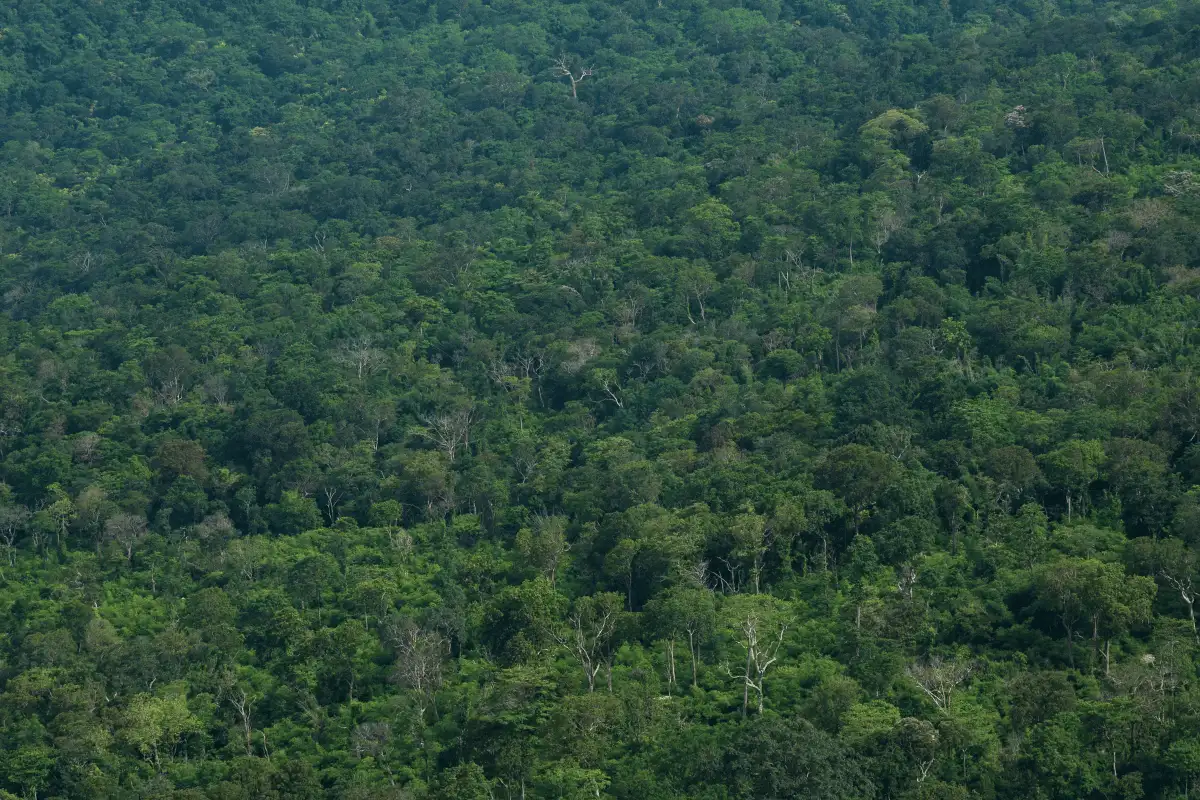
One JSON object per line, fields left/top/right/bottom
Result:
{"left": 1036, "top": 558, "right": 1155, "bottom": 671}
{"left": 706, "top": 714, "right": 873, "bottom": 799}
{"left": 817, "top": 445, "right": 898, "bottom": 534}
{"left": 387, "top": 619, "right": 447, "bottom": 721}
{"left": 985, "top": 446, "right": 1042, "bottom": 512}
{"left": 1144, "top": 539, "right": 1200, "bottom": 641}
{"left": 515, "top": 514, "right": 571, "bottom": 587}
{"left": 730, "top": 506, "right": 770, "bottom": 595}
{"left": 121, "top": 683, "right": 202, "bottom": 768}
{"left": 553, "top": 55, "right": 593, "bottom": 100}
{"left": 1040, "top": 440, "right": 1104, "bottom": 521}
{"left": 484, "top": 578, "right": 568, "bottom": 664}
{"left": 724, "top": 595, "right": 790, "bottom": 716}
{"left": 0, "top": 505, "right": 30, "bottom": 566}
{"left": 38, "top": 484, "right": 77, "bottom": 552}
{"left": 413, "top": 406, "right": 475, "bottom": 461}
{"left": 647, "top": 586, "right": 717, "bottom": 693}
{"left": 318, "top": 619, "right": 373, "bottom": 703}
{"left": 105, "top": 513, "right": 148, "bottom": 563}
{"left": 907, "top": 657, "right": 972, "bottom": 715}
{"left": 558, "top": 592, "right": 623, "bottom": 693}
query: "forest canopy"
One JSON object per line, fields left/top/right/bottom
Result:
{"left": 3, "top": 0, "right": 1200, "bottom": 796}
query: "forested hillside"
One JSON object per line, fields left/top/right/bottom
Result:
{"left": 4, "top": 0, "right": 1200, "bottom": 796}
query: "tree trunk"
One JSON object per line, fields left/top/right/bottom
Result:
{"left": 666, "top": 639, "right": 676, "bottom": 695}
{"left": 742, "top": 644, "right": 752, "bottom": 718}
{"left": 1183, "top": 589, "right": 1197, "bottom": 642}
{"left": 688, "top": 632, "right": 699, "bottom": 688}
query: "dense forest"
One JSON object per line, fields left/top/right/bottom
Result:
{"left": 5, "top": 0, "right": 1200, "bottom": 796}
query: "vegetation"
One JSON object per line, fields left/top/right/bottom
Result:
{"left": 4, "top": 0, "right": 1200, "bottom": 795}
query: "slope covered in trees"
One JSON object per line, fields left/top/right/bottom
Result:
{"left": 3, "top": 0, "right": 1200, "bottom": 796}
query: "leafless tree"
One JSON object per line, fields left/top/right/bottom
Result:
{"left": 69, "top": 249, "right": 102, "bottom": 276}
{"left": 388, "top": 621, "right": 447, "bottom": 721}
{"left": 897, "top": 563, "right": 919, "bottom": 601}
{"left": 321, "top": 483, "right": 344, "bottom": 523}
{"left": 0, "top": 505, "right": 31, "bottom": 566}
{"left": 591, "top": 369, "right": 624, "bottom": 408}
{"left": 1160, "top": 570, "right": 1199, "bottom": 642}
{"left": 155, "top": 374, "right": 186, "bottom": 406}
{"left": 357, "top": 400, "right": 394, "bottom": 452}
{"left": 334, "top": 338, "right": 386, "bottom": 380}
{"left": 73, "top": 432, "right": 102, "bottom": 464}
{"left": 228, "top": 686, "right": 256, "bottom": 756}
{"left": 352, "top": 722, "right": 396, "bottom": 783}
{"left": 560, "top": 339, "right": 600, "bottom": 375}
{"left": 734, "top": 612, "right": 787, "bottom": 716}
{"left": 256, "top": 163, "right": 293, "bottom": 197}
{"left": 514, "top": 348, "right": 550, "bottom": 406}
{"left": 907, "top": 657, "right": 972, "bottom": 714}
{"left": 202, "top": 374, "right": 230, "bottom": 406}
{"left": 192, "top": 213, "right": 225, "bottom": 252}
{"left": 512, "top": 443, "right": 542, "bottom": 486}
{"left": 193, "top": 512, "right": 237, "bottom": 546}
{"left": 105, "top": 513, "right": 148, "bottom": 563}
{"left": 554, "top": 55, "right": 594, "bottom": 100}
{"left": 557, "top": 595, "right": 621, "bottom": 693}
{"left": 415, "top": 406, "right": 475, "bottom": 460}
{"left": 0, "top": 420, "right": 21, "bottom": 458}
{"left": 686, "top": 559, "right": 712, "bottom": 590}
{"left": 870, "top": 209, "right": 903, "bottom": 255}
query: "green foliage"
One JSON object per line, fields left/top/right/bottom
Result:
{"left": 5, "top": 0, "right": 1200, "bottom": 794}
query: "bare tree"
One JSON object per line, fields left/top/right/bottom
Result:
{"left": 514, "top": 348, "right": 550, "bottom": 406}
{"left": 352, "top": 722, "right": 396, "bottom": 784}
{"left": 73, "top": 432, "right": 102, "bottom": 464}
{"left": 0, "top": 505, "right": 31, "bottom": 566}
{"left": 388, "top": 621, "right": 447, "bottom": 721}
{"left": 334, "top": 338, "right": 386, "bottom": 381}
{"left": 105, "top": 513, "right": 148, "bottom": 563}
{"left": 557, "top": 594, "right": 622, "bottom": 693}
{"left": 0, "top": 420, "right": 21, "bottom": 457}
{"left": 554, "top": 55, "right": 594, "bottom": 100}
{"left": 255, "top": 163, "right": 293, "bottom": 197}
{"left": 202, "top": 374, "right": 230, "bottom": 406}
{"left": 733, "top": 610, "right": 787, "bottom": 716}
{"left": 907, "top": 657, "right": 972, "bottom": 714}
{"left": 516, "top": 514, "right": 571, "bottom": 586}
{"left": 1160, "top": 569, "right": 1199, "bottom": 642}
{"left": 415, "top": 406, "right": 475, "bottom": 460}
{"left": 228, "top": 686, "right": 256, "bottom": 757}
{"left": 69, "top": 249, "right": 103, "bottom": 276}
{"left": 589, "top": 368, "right": 624, "bottom": 409}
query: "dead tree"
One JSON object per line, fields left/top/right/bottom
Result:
{"left": 737, "top": 613, "right": 787, "bottom": 716}
{"left": 105, "top": 513, "right": 148, "bottom": 563}
{"left": 415, "top": 407, "right": 475, "bottom": 460}
{"left": 558, "top": 594, "right": 621, "bottom": 693}
{"left": 907, "top": 657, "right": 972, "bottom": 714}
{"left": 389, "top": 622, "right": 447, "bottom": 721}
{"left": 229, "top": 687, "right": 255, "bottom": 757}
{"left": 1160, "top": 570, "right": 1199, "bottom": 642}
{"left": 554, "top": 55, "right": 594, "bottom": 99}
{"left": 0, "top": 506, "right": 31, "bottom": 567}
{"left": 334, "top": 339, "right": 386, "bottom": 380}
